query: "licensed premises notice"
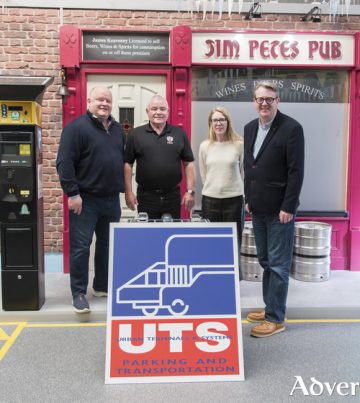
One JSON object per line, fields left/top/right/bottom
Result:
{"left": 83, "top": 34, "right": 169, "bottom": 61}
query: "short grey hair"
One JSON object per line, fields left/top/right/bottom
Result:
{"left": 254, "top": 81, "right": 279, "bottom": 97}
{"left": 147, "top": 94, "right": 169, "bottom": 110}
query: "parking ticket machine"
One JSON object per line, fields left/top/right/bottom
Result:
{"left": 0, "top": 100, "right": 45, "bottom": 310}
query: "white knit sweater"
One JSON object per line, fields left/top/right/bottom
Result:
{"left": 199, "top": 139, "right": 244, "bottom": 199}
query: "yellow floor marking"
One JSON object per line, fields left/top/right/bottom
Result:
{"left": 285, "top": 319, "right": 360, "bottom": 323}
{"left": 0, "top": 327, "right": 9, "bottom": 340}
{"left": 2, "top": 319, "right": 360, "bottom": 329}
{"left": 243, "top": 319, "right": 360, "bottom": 324}
{"left": 0, "top": 322, "right": 27, "bottom": 361}
{"left": 1, "top": 319, "right": 360, "bottom": 328}
{"left": 26, "top": 323, "right": 106, "bottom": 328}
{"left": 0, "top": 319, "right": 358, "bottom": 361}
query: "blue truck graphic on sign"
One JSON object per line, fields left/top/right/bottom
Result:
{"left": 115, "top": 233, "right": 238, "bottom": 317}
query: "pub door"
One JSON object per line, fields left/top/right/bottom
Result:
{"left": 86, "top": 74, "right": 167, "bottom": 220}
{"left": 86, "top": 74, "right": 167, "bottom": 270}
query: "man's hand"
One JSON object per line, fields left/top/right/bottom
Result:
{"left": 68, "top": 195, "right": 82, "bottom": 215}
{"left": 279, "top": 210, "right": 293, "bottom": 224}
{"left": 182, "top": 192, "right": 195, "bottom": 211}
{"left": 125, "top": 191, "right": 138, "bottom": 211}
{"left": 245, "top": 203, "right": 251, "bottom": 214}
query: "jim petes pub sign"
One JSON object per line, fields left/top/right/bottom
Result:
{"left": 192, "top": 33, "right": 354, "bottom": 66}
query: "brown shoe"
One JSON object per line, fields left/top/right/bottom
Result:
{"left": 246, "top": 310, "right": 265, "bottom": 323}
{"left": 250, "top": 320, "right": 285, "bottom": 338}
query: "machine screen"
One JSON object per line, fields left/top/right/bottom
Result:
{"left": 2, "top": 143, "right": 18, "bottom": 155}
{"left": 8, "top": 106, "right": 23, "bottom": 111}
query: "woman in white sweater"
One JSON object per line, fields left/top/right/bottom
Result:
{"left": 199, "top": 106, "right": 244, "bottom": 277}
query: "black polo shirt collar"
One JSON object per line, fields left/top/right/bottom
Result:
{"left": 146, "top": 122, "right": 171, "bottom": 137}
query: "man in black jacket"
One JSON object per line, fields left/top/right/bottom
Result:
{"left": 244, "top": 81, "right": 304, "bottom": 337}
{"left": 57, "top": 86, "right": 125, "bottom": 313}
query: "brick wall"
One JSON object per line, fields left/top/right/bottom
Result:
{"left": 0, "top": 7, "right": 358, "bottom": 253}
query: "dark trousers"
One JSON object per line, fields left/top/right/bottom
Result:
{"left": 69, "top": 194, "right": 121, "bottom": 296}
{"left": 137, "top": 186, "right": 181, "bottom": 220}
{"left": 201, "top": 195, "right": 245, "bottom": 278}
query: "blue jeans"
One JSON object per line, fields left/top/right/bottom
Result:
{"left": 69, "top": 194, "right": 121, "bottom": 296}
{"left": 252, "top": 213, "right": 295, "bottom": 323}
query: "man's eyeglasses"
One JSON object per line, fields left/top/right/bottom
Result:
{"left": 254, "top": 97, "right": 278, "bottom": 104}
{"left": 211, "top": 118, "right": 227, "bottom": 124}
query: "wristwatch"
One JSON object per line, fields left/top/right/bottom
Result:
{"left": 186, "top": 189, "right": 195, "bottom": 196}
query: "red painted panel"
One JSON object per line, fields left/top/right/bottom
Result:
{"left": 349, "top": 230, "right": 360, "bottom": 271}
{"left": 60, "top": 25, "right": 81, "bottom": 68}
{"left": 347, "top": 35, "right": 360, "bottom": 270}
{"left": 171, "top": 26, "right": 192, "bottom": 67}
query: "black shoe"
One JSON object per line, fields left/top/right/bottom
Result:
{"left": 73, "top": 294, "right": 90, "bottom": 313}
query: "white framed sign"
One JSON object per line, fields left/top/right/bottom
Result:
{"left": 192, "top": 32, "right": 354, "bottom": 66}
{"left": 105, "top": 222, "right": 244, "bottom": 384}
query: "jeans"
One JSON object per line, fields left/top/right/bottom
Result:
{"left": 201, "top": 195, "right": 244, "bottom": 279}
{"left": 69, "top": 194, "right": 121, "bottom": 296}
{"left": 137, "top": 186, "right": 181, "bottom": 220}
{"left": 252, "top": 213, "right": 295, "bottom": 323}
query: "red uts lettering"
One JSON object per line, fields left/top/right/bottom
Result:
{"left": 118, "top": 321, "right": 231, "bottom": 353}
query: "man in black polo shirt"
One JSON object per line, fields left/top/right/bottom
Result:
{"left": 124, "top": 95, "right": 195, "bottom": 219}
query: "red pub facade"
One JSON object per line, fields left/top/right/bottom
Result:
{"left": 59, "top": 24, "right": 360, "bottom": 272}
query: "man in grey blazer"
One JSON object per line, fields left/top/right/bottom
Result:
{"left": 244, "top": 81, "right": 304, "bottom": 337}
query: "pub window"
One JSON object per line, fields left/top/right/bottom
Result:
{"left": 191, "top": 67, "right": 350, "bottom": 213}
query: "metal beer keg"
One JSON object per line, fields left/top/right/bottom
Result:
{"left": 241, "top": 221, "right": 263, "bottom": 282}
{"left": 291, "top": 221, "right": 332, "bottom": 282}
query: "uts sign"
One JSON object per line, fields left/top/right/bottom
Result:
{"left": 105, "top": 223, "right": 244, "bottom": 383}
